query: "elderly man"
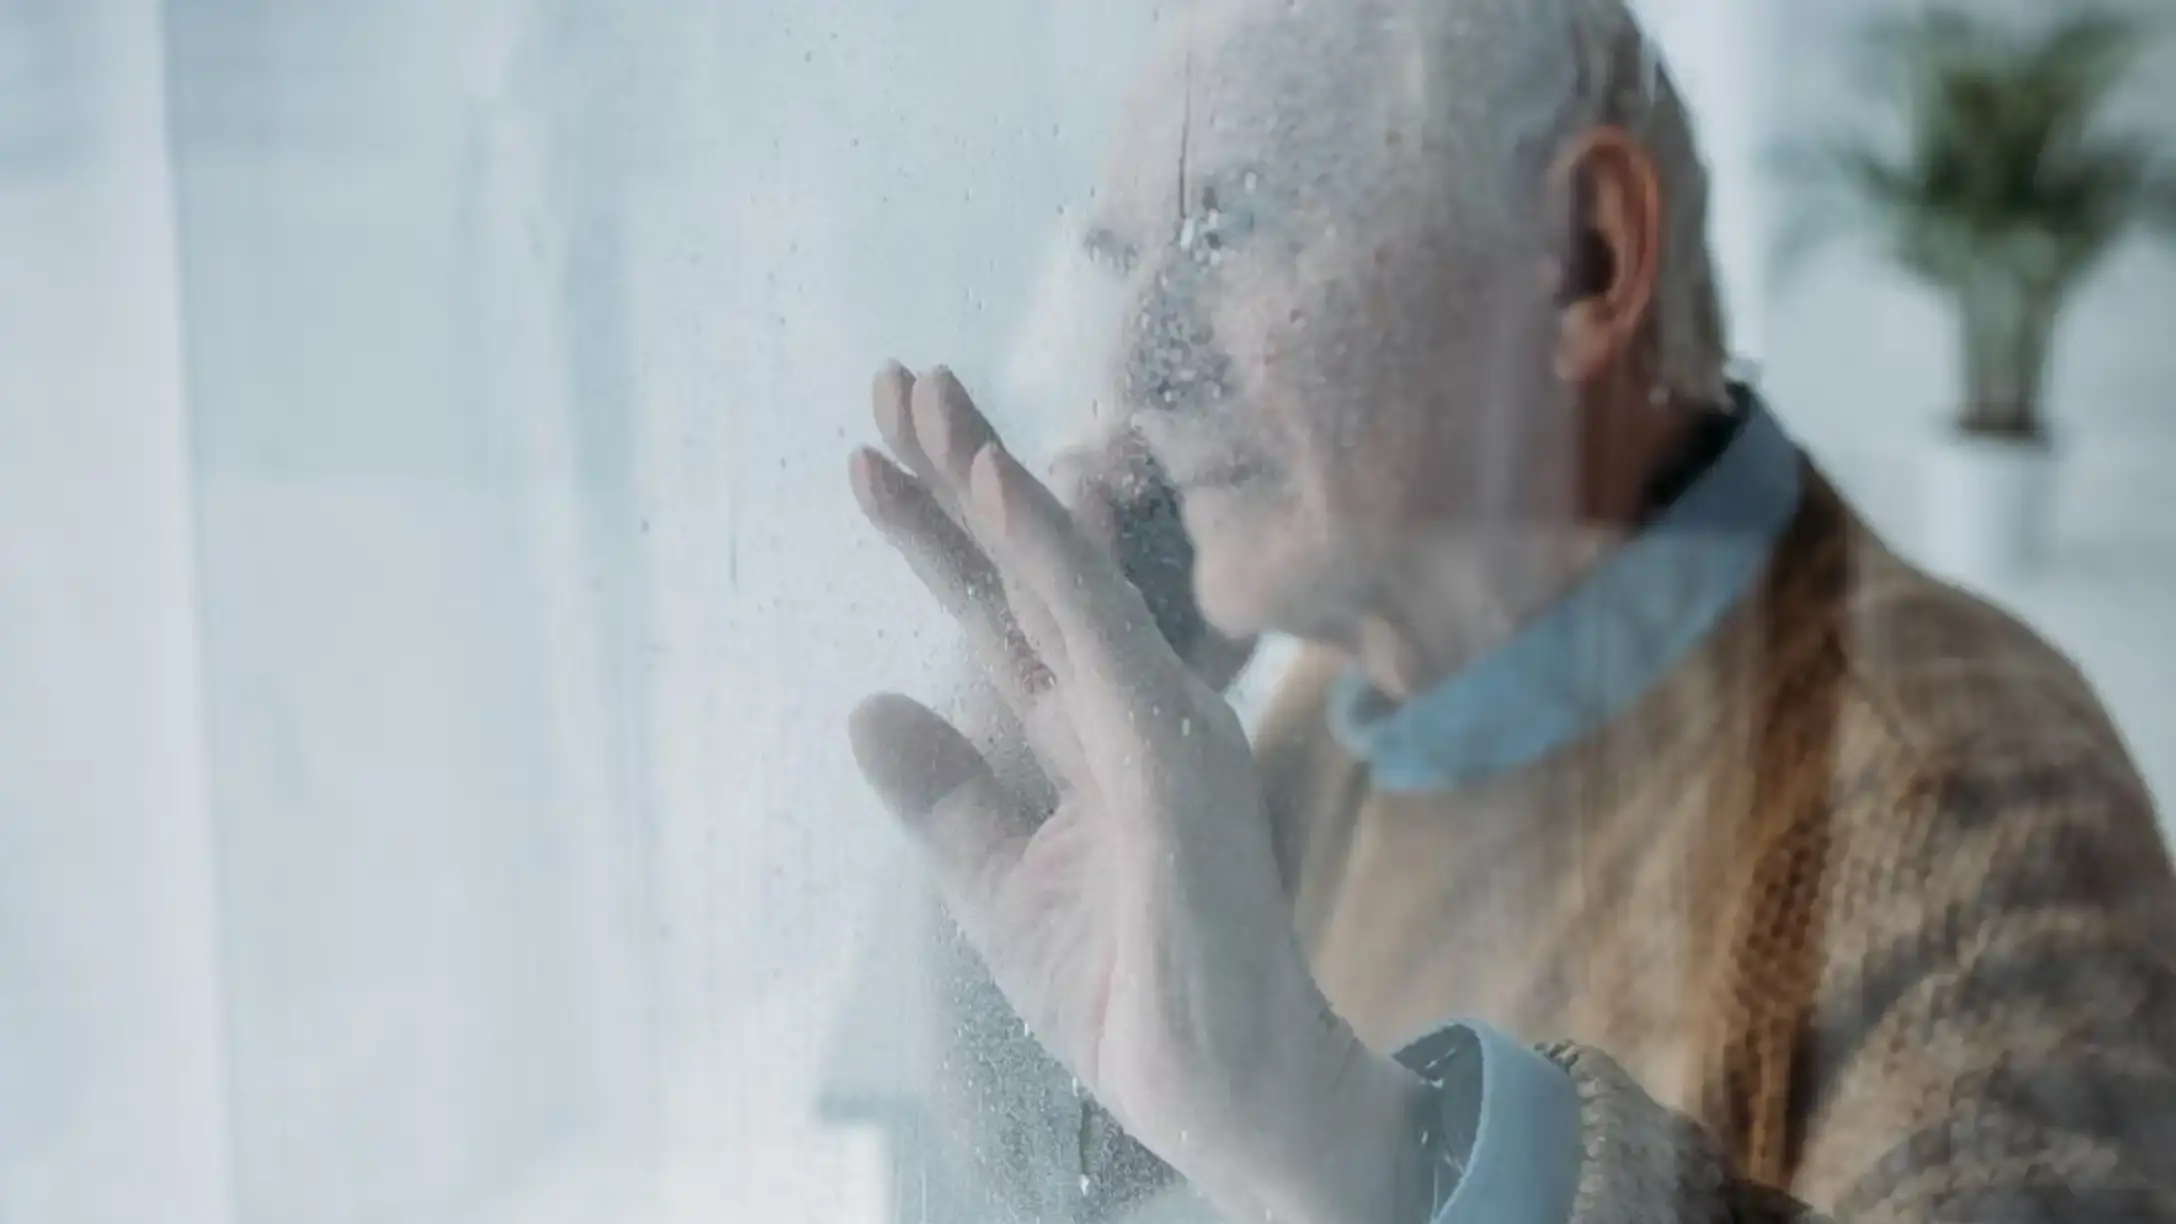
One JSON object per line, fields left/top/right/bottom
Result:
{"left": 844, "top": 1, "right": 2176, "bottom": 1221}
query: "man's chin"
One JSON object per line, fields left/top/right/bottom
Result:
{"left": 1182, "top": 490, "right": 1344, "bottom": 641}
{"left": 1193, "top": 546, "right": 1325, "bottom": 645}
{"left": 1193, "top": 584, "right": 1267, "bottom": 645}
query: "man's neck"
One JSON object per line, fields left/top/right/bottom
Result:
{"left": 1349, "top": 391, "right": 1713, "bottom": 702}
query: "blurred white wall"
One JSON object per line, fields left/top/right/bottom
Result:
{"left": 0, "top": 3, "right": 232, "bottom": 1222}
{"left": 1630, "top": 0, "right": 1777, "bottom": 366}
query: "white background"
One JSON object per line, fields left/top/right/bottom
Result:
{"left": 0, "top": 3, "right": 2169, "bottom": 1223}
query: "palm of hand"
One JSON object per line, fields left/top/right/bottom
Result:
{"left": 972, "top": 674, "right": 1299, "bottom": 1145}
{"left": 846, "top": 366, "right": 1356, "bottom": 1205}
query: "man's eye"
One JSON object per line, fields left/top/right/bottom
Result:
{"left": 1081, "top": 228, "right": 1141, "bottom": 277}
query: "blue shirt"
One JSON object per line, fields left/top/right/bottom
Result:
{"left": 1339, "top": 391, "right": 1803, "bottom": 1223}
{"left": 1330, "top": 392, "right": 1802, "bottom": 792}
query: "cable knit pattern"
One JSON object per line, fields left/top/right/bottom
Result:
{"left": 920, "top": 462, "right": 2176, "bottom": 1223}
{"left": 1546, "top": 1041, "right": 1825, "bottom": 1224}
{"left": 1253, "top": 466, "right": 2176, "bottom": 1224}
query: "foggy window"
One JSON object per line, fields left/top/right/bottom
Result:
{"left": 4, "top": 3, "right": 2174, "bottom": 1224}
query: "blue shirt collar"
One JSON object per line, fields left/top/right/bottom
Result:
{"left": 1328, "top": 390, "right": 1802, "bottom": 793}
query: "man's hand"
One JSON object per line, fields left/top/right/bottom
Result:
{"left": 1047, "top": 426, "right": 1257, "bottom": 697}
{"left": 848, "top": 366, "right": 1422, "bottom": 1224}
{"left": 866, "top": 362, "right": 1253, "bottom": 813}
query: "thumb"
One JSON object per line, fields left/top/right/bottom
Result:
{"left": 849, "top": 693, "right": 1032, "bottom": 935}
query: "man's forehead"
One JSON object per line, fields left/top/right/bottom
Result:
{"left": 1092, "top": 15, "right": 1247, "bottom": 241}
{"left": 1090, "top": 2, "right": 1414, "bottom": 247}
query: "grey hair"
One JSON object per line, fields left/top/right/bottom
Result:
{"left": 1399, "top": 0, "right": 1732, "bottom": 402}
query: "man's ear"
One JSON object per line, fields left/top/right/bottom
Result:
{"left": 1544, "top": 127, "right": 1664, "bottom": 387}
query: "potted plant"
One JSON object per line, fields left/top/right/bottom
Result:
{"left": 1777, "top": 8, "right": 2175, "bottom": 585}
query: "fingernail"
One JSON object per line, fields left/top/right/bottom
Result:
{"left": 849, "top": 449, "right": 881, "bottom": 513}
{"left": 873, "top": 366, "right": 912, "bottom": 440}
{"left": 852, "top": 447, "right": 909, "bottom": 515}
{"left": 919, "top": 382, "right": 990, "bottom": 480}
{"left": 970, "top": 443, "right": 1010, "bottom": 532}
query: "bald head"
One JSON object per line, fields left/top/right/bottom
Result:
{"left": 1060, "top": 0, "right": 1734, "bottom": 642}
{"left": 1096, "top": 0, "right": 1727, "bottom": 402}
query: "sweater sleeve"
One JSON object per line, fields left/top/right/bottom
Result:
{"left": 1513, "top": 743, "right": 2176, "bottom": 1224}
{"left": 1537, "top": 1042, "right": 1829, "bottom": 1224}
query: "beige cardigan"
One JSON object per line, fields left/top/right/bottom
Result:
{"left": 896, "top": 467, "right": 2176, "bottom": 1222}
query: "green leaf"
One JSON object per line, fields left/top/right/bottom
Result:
{"left": 1772, "top": 7, "right": 2167, "bottom": 299}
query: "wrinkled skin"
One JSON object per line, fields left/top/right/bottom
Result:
{"left": 845, "top": 2, "right": 1690, "bottom": 1219}
{"left": 868, "top": 360, "right": 1257, "bottom": 1220}
{"left": 850, "top": 367, "right": 1417, "bottom": 1223}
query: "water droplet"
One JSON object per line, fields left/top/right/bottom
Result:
{"left": 1080, "top": 1174, "right": 1094, "bottom": 1195}
{"left": 1181, "top": 716, "right": 1193, "bottom": 736}
{"left": 1243, "top": 171, "right": 1260, "bottom": 194}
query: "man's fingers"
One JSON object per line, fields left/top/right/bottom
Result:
{"left": 849, "top": 693, "right": 1033, "bottom": 937}
{"left": 970, "top": 443, "right": 1178, "bottom": 698}
{"left": 851, "top": 448, "right": 1086, "bottom": 799}
{"left": 872, "top": 362, "right": 935, "bottom": 479}
{"left": 910, "top": 367, "right": 1000, "bottom": 499}
{"left": 852, "top": 447, "right": 1057, "bottom": 700}
{"left": 876, "top": 361, "right": 974, "bottom": 525}
{"left": 1049, "top": 449, "right": 1124, "bottom": 551}
{"left": 896, "top": 368, "right": 1078, "bottom": 680}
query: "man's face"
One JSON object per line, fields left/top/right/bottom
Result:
{"left": 1082, "top": 10, "right": 1578, "bottom": 643}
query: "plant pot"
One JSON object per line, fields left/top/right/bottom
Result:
{"left": 1920, "top": 430, "right": 2055, "bottom": 588}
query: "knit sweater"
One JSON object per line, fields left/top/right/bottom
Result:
{"left": 1230, "top": 462, "right": 2176, "bottom": 1223}
{"left": 892, "top": 437, "right": 2176, "bottom": 1223}
{"left": 1037, "top": 459, "right": 2175, "bottom": 1224}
